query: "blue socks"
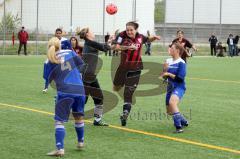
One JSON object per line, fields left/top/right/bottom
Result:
{"left": 172, "top": 112, "right": 184, "bottom": 129}
{"left": 54, "top": 122, "right": 84, "bottom": 150}
{"left": 172, "top": 112, "right": 189, "bottom": 129}
{"left": 55, "top": 124, "right": 65, "bottom": 150}
{"left": 75, "top": 122, "right": 84, "bottom": 143}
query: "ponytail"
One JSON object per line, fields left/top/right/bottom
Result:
{"left": 47, "top": 37, "right": 60, "bottom": 64}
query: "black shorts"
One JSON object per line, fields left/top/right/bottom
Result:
{"left": 113, "top": 67, "right": 141, "bottom": 87}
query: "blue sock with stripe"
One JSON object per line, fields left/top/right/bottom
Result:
{"left": 172, "top": 112, "right": 182, "bottom": 129}
{"left": 55, "top": 124, "right": 65, "bottom": 150}
{"left": 75, "top": 122, "right": 84, "bottom": 143}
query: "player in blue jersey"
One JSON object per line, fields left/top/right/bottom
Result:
{"left": 161, "top": 42, "right": 189, "bottom": 133}
{"left": 45, "top": 37, "right": 85, "bottom": 157}
{"left": 42, "top": 28, "right": 72, "bottom": 93}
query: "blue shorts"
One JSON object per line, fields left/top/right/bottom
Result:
{"left": 166, "top": 87, "right": 185, "bottom": 106}
{"left": 54, "top": 94, "right": 85, "bottom": 122}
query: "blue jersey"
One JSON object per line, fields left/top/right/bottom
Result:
{"left": 44, "top": 50, "right": 85, "bottom": 96}
{"left": 166, "top": 58, "right": 186, "bottom": 91}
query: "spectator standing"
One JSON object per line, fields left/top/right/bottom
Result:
{"left": 145, "top": 30, "right": 152, "bottom": 56}
{"left": 104, "top": 32, "right": 112, "bottom": 56}
{"left": 209, "top": 33, "right": 218, "bottom": 56}
{"left": 227, "top": 34, "right": 234, "bottom": 57}
{"left": 17, "top": 26, "right": 29, "bottom": 55}
{"left": 233, "top": 35, "right": 239, "bottom": 56}
{"left": 112, "top": 29, "right": 120, "bottom": 56}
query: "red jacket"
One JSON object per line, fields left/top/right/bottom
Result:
{"left": 18, "top": 31, "right": 29, "bottom": 43}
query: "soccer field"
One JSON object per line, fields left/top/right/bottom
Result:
{"left": 0, "top": 55, "right": 240, "bottom": 159}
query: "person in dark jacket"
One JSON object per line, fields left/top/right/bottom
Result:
{"left": 233, "top": 35, "right": 239, "bottom": 56}
{"left": 78, "top": 27, "right": 112, "bottom": 126}
{"left": 17, "top": 26, "right": 29, "bottom": 55}
{"left": 209, "top": 33, "right": 218, "bottom": 56}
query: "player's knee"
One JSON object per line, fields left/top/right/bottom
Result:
{"left": 74, "top": 116, "right": 84, "bottom": 123}
{"left": 169, "top": 99, "right": 177, "bottom": 109}
{"left": 113, "top": 85, "right": 122, "bottom": 92}
{"left": 169, "top": 95, "right": 179, "bottom": 106}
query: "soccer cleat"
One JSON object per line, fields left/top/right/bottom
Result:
{"left": 46, "top": 149, "right": 64, "bottom": 157}
{"left": 174, "top": 128, "right": 184, "bottom": 133}
{"left": 42, "top": 88, "right": 48, "bottom": 93}
{"left": 77, "top": 142, "right": 84, "bottom": 150}
{"left": 93, "top": 120, "right": 109, "bottom": 126}
{"left": 120, "top": 115, "right": 127, "bottom": 126}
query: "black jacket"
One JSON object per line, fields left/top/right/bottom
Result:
{"left": 82, "top": 39, "right": 110, "bottom": 83}
{"left": 209, "top": 36, "right": 218, "bottom": 45}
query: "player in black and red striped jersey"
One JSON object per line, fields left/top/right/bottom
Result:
{"left": 169, "top": 30, "right": 197, "bottom": 59}
{"left": 112, "top": 21, "right": 160, "bottom": 126}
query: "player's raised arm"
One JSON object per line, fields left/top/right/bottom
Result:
{"left": 77, "top": 27, "right": 111, "bottom": 53}
{"left": 148, "top": 35, "right": 161, "bottom": 42}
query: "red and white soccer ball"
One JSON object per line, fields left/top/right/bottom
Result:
{"left": 106, "top": 3, "right": 118, "bottom": 15}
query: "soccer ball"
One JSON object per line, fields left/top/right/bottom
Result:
{"left": 106, "top": 3, "right": 118, "bottom": 15}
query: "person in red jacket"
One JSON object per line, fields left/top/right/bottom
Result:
{"left": 17, "top": 26, "right": 29, "bottom": 55}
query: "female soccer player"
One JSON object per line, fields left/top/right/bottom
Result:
{"left": 70, "top": 36, "right": 83, "bottom": 57}
{"left": 78, "top": 27, "right": 112, "bottom": 126}
{"left": 42, "top": 29, "right": 73, "bottom": 93}
{"left": 45, "top": 37, "right": 85, "bottom": 157}
{"left": 170, "top": 30, "right": 197, "bottom": 57}
{"left": 112, "top": 21, "right": 160, "bottom": 126}
{"left": 161, "top": 42, "right": 189, "bottom": 133}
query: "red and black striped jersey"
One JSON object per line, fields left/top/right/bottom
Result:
{"left": 170, "top": 38, "right": 193, "bottom": 49}
{"left": 116, "top": 31, "right": 148, "bottom": 70}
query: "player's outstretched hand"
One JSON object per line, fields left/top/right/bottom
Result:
{"left": 154, "top": 35, "right": 161, "bottom": 40}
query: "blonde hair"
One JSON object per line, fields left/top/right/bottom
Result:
{"left": 78, "top": 27, "right": 89, "bottom": 40}
{"left": 47, "top": 37, "right": 60, "bottom": 64}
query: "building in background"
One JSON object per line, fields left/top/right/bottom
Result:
{"left": 155, "top": 0, "right": 240, "bottom": 43}
{"left": 165, "top": 0, "right": 240, "bottom": 24}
